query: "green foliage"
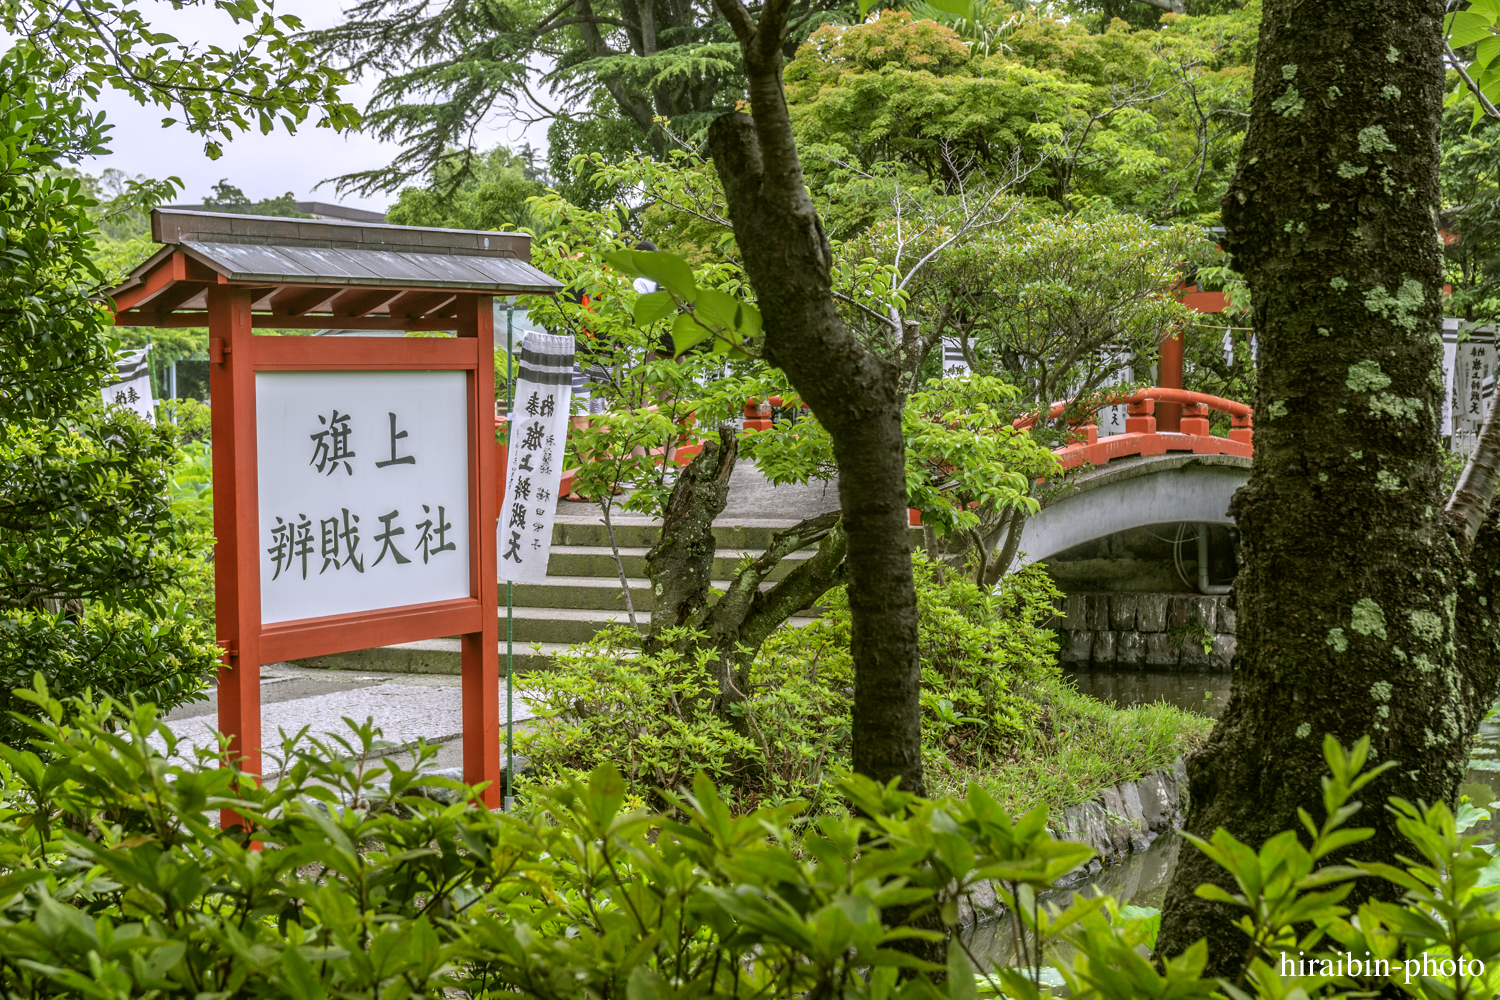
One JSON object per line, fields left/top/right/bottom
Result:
{"left": 738, "top": 374, "right": 1060, "bottom": 579}
{"left": 9, "top": 683, "right": 1500, "bottom": 1000}
{"left": 386, "top": 145, "right": 549, "bottom": 233}
{"left": 520, "top": 625, "right": 761, "bottom": 808}
{"left": 1446, "top": 0, "right": 1500, "bottom": 127}
{"left": 788, "top": 5, "right": 1258, "bottom": 224}
{"left": 312, "top": 0, "right": 757, "bottom": 196}
{"left": 1, "top": 410, "right": 181, "bottom": 611}
{"left": 931, "top": 212, "right": 1209, "bottom": 411}
{"left": 0, "top": 48, "right": 116, "bottom": 421}
{"left": 914, "top": 559, "right": 1062, "bottom": 760}
{"left": 0, "top": 3, "right": 355, "bottom": 742}
{"left": 0, "top": 609, "right": 217, "bottom": 746}
{"left": 901, "top": 376, "right": 1059, "bottom": 545}
{"left": 523, "top": 554, "right": 1078, "bottom": 813}
{"left": 5, "top": 0, "right": 360, "bottom": 160}
{"left": 1441, "top": 88, "right": 1500, "bottom": 327}
{"left": 603, "top": 247, "right": 763, "bottom": 359}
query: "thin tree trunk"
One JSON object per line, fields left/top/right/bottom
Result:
{"left": 1156, "top": 0, "right": 1500, "bottom": 974}
{"left": 598, "top": 499, "right": 638, "bottom": 631}
{"left": 644, "top": 431, "right": 849, "bottom": 729}
{"left": 705, "top": 0, "right": 924, "bottom": 792}
{"left": 982, "top": 508, "right": 1025, "bottom": 588}
{"left": 644, "top": 427, "right": 738, "bottom": 646}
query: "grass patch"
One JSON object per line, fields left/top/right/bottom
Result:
{"left": 925, "top": 671, "right": 1213, "bottom": 814}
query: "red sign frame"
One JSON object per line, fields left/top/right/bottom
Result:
{"left": 207, "top": 287, "right": 501, "bottom": 816}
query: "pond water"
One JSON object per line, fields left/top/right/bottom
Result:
{"left": 962, "top": 667, "right": 1500, "bottom": 963}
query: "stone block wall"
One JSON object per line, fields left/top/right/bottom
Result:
{"left": 1051, "top": 592, "right": 1235, "bottom": 671}
{"left": 956, "top": 758, "right": 1189, "bottom": 926}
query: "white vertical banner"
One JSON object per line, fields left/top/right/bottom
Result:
{"left": 1455, "top": 328, "right": 1497, "bottom": 441}
{"left": 103, "top": 346, "right": 156, "bottom": 423}
{"left": 498, "top": 332, "right": 576, "bottom": 583}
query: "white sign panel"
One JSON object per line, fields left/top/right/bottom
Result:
{"left": 499, "top": 333, "right": 576, "bottom": 584}
{"left": 256, "top": 371, "right": 470, "bottom": 624}
{"left": 103, "top": 346, "right": 156, "bottom": 423}
{"left": 1454, "top": 330, "right": 1497, "bottom": 440}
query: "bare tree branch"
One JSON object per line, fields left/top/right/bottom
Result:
{"left": 1449, "top": 392, "right": 1500, "bottom": 554}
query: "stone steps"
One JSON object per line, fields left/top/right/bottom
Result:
{"left": 545, "top": 544, "right": 810, "bottom": 581}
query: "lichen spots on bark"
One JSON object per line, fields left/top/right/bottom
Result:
{"left": 1351, "top": 598, "right": 1388, "bottom": 639}
{"left": 1156, "top": 0, "right": 1488, "bottom": 976}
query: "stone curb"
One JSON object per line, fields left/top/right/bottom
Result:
{"left": 956, "top": 757, "right": 1189, "bottom": 926}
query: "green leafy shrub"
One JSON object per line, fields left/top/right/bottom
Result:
{"left": 4, "top": 686, "right": 1500, "bottom": 1000}
{"left": 0, "top": 606, "right": 216, "bottom": 745}
{"left": 523, "top": 554, "right": 1135, "bottom": 815}
{"left": 520, "top": 626, "right": 760, "bottom": 806}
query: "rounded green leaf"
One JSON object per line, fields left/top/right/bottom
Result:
{"left": 631, "top": 250, "right": 698, "bottom": 300}
{"left": 671, "top": 313, "right": 711, "bottom": 356}
{"left": 633, "top": 289, "right": 674, "bottom": 327}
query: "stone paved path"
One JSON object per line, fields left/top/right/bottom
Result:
{"left": 157, "top": 662, "right": 540, "bottom": 773}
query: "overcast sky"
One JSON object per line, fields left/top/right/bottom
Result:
{"left": 79, "top": 0, "right": 549, "bottom": 214}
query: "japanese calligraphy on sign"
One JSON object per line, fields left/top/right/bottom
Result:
{"left": 499, "top": 332, "right": 576, "bottom": 584}
{"left": 256, "top": 371, "right": 470, "bottom": 623}
{"left": 101, "top": 346, "right": 156, "bottom": 423}
{"left": 1452, "top": 328, "right": 1497, "bottom": 442}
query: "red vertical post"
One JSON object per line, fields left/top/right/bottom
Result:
{"left": 208, "top": 286, "right": 261, "bottom": 830}
{"left": 457, "top": 296, "right": 501, "bottom": 807}
{"left": 1157, "top": 331, "right": 1184, "bottom": 433}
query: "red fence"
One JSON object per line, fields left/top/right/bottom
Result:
{"left": 1014, "top": 387, "right": 1253, "bottom": 472}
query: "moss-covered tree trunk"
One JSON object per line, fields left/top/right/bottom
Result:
{"left": 644, "top": 428, "right": 850, "bottom": 730}
{"left": 1157, "top": 0, "right": 1500, "bottom": 973}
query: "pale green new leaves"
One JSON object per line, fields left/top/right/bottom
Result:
{"left": 1446, "top": 0, "right": 1500, "bottom": 126}
{"left": 604, "top": 248, "right": 762, "bottom": 358}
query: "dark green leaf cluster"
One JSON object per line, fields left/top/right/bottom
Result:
{"left": 311, "top": 0, "right": 839, "bottom": 198}
{"left": 5, "top": 686, "right": 1500, "bottom": 999}
{"left": 0, "top": 413, "right": 181, "bottom": 612}
{"left": 0, "top": 47, "right": 115, "bottom": 420}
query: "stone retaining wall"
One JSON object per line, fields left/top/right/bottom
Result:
{"left": 1052, "top": 592, "right": 1235, "bottom": 671}
{"left": 957, "top": 758, "right": 1189, "bottom": 925}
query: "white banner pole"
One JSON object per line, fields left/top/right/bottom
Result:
{"left": 505, "top": 303, "right": 515, "bottom": 811}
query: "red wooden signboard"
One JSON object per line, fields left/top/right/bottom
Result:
{"left": 109, "top": 210, "right": 563, "bottom": 822}
{"left": 208, "top": 291, "right": 500, "bottom": 812}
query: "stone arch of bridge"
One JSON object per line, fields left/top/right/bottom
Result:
{"left": 1014, "top": 453, "right": 1252, "bottom": 568}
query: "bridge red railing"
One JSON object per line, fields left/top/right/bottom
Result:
{"left": 1014, "top": 387, "right": 1253, "bottom": 472}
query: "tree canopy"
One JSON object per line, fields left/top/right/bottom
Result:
{"left": 0, "top": 0, "right": 359, "bottom": 736}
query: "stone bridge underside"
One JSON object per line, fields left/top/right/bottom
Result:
{"left": 1015, "top": 453, "right": 1252, "bottom": 567}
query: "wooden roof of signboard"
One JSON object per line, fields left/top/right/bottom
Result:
{"left": 109, "top": 209, "right": 563, "bottom": 330}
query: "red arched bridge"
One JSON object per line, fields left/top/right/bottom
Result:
{"left": 1009, "top": 387, "right": 1253, "bottom": 580}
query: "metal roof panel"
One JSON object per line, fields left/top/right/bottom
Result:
{"left": 175, "top": 241, "right": 561, "bottom": 294}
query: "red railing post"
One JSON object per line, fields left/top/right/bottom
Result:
{"left": 1180, "top": 401, "right": 1210, "bottom": 437}
{"left": 744, "top": 396, "right": 773, "bottom": 431}
{"left": 1125, "top": 398, "right": 1156, "bottom": 434}
{"left": 1158, "top": 333, "right": 1184, "bottom": 432}
{"left": 1230, "top": 411, "right": 1254, "bottom": 447}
